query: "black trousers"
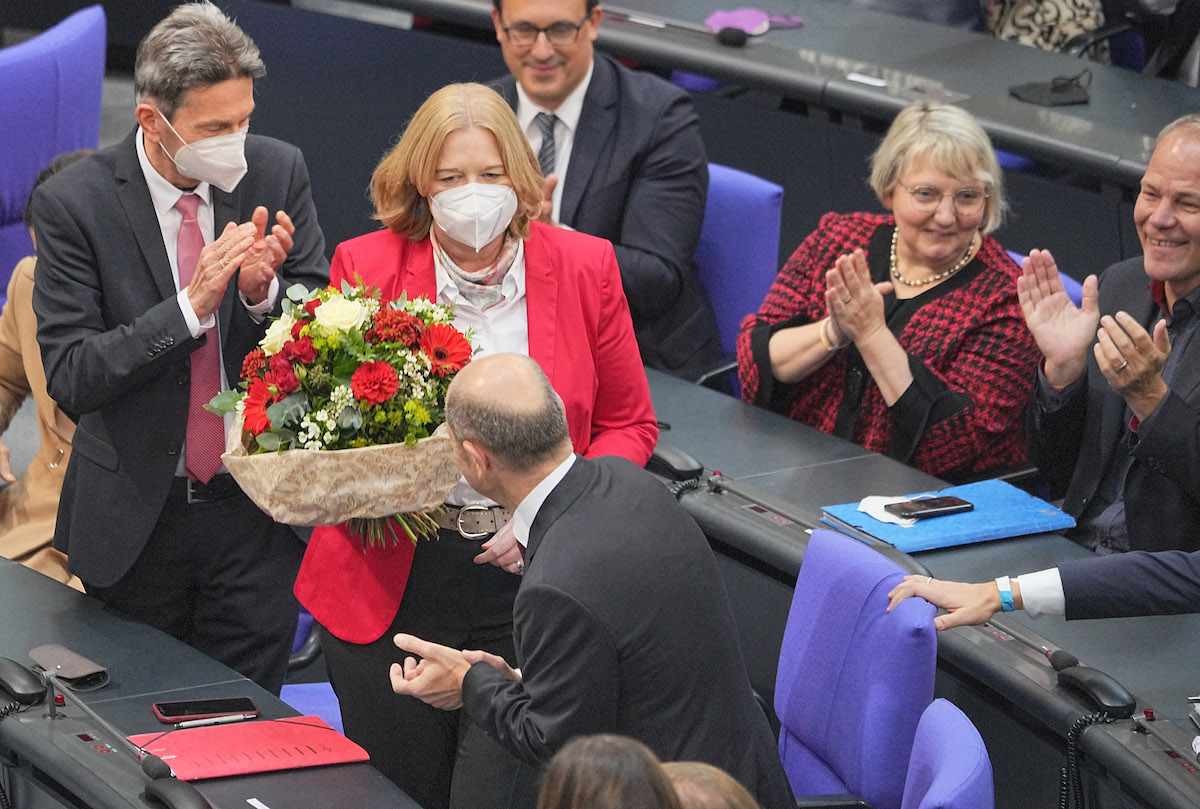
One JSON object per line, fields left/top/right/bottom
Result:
{"left": 86, "top": 483, "right": 303, "bottom": 695}
{"left": 320, "top": 528, "right": 539, "bottom": 809}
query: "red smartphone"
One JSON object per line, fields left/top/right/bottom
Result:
{"left": 151, "top": 696, "right": 259, "bottom": 724}
{"left": 884, "top": 496, "right": 974, "bottom": 520}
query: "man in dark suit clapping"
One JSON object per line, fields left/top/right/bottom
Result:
{"left": 390, "top": 353, "right": 793, "bottom": 809}
{"left": 31, "top": 2, "right": 329, "bottom": 694}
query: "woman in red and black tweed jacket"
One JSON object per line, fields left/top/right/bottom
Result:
{"left": 738, "top": 103, "right": 1038, "bottom": 480}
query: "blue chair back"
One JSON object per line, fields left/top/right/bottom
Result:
{"left": 0, "top": 5, "right": 106, "bottom": 292}
{"left": 900, "top": 699, "right": 994, "bottom": 809}
{"left": 694, "top": 163, "right": 784, "bottom": 360}
{"left": 775, "top": 529, "right": 937, "bottom": 809}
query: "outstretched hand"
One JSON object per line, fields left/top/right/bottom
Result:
{"left": 1016, "top": 249, "right": 1099, "bottom": 388}
{"left": 389, "top": 633, "right": 471, "bottom": 710}
{"left": 886, "top": 575, "right": 1002, "bottom": 631}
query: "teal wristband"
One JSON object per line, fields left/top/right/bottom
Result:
{"left": 995, "top": 576, "right": 1015, "bottom": 612}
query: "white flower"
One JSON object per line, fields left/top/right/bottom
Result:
{"left": 314, "top": 296, "right": 368, "bottom": 333}
{"left": 259, "top": 312, "right": 296, "bottom": 356}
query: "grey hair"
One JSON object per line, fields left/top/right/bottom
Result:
{"left": 134, "top": 2, "right": 265, "bottom": 120}
{"left": 869, "top": 102, "right": 1007, "bottom": 234}
{"left": 445, "top": 359, "right": 569, "bottom": 470}
{"left": 1156, "top": 114, "right": 1200, "bottom": 146}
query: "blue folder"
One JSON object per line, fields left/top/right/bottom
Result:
{"left": 820, "top": 479, "right": 1075, "bottom": 553}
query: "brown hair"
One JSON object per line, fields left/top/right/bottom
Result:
{"left": 537, "top": 735, "right": 684, "bottom": 809}
{"left": 664, "top": 761, "right": 760, "bottom": 809}
{"left": 370, "top": 82, "right": 542, "bottom": 241}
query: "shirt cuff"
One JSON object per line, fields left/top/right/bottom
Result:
{"left": 1036, "top": 365, "right": 1085, "bottom": 412}
{"left": 240, "top": 275, "right": 280, "bottom": 322}
{"left": 177, "top": 289, "right": 214, "bottom": 338}
{"left": 1015, "top": 567, "right": 1066, "bottom": 619}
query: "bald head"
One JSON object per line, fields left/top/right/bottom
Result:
{"left": 445, "top": 354, "right": 571, "bottom": 471}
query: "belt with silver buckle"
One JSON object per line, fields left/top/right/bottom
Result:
{"left": 171, "top": 474, "right": 241, "bottom": 504}
{"left": 434, "top": 504, "right": 513, "bottom": 539}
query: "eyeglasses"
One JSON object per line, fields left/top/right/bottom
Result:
{"left": 903, "top": 185, "right": 988, "bottom": 215}
{"left": 501, "top": 13, "right": 591, "bottom": 46}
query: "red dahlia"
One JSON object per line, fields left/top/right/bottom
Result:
{"left": 366, "top": 309, "right": 423, "bottom": 347}
{"left": 351, "top": 360, "right": 400, "bottom": 406}
{"left": 420, "top": 323, "right": 472, "bottom": 376}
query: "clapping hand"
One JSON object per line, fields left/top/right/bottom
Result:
{"left": 1016, "top": 249, "right": 1099, "bottom": 388}
{"left": 825, "top": 248, "right": 891, "bottom": 345}
{"left": 237, "top": 207, "right": 295, "bottom": 305}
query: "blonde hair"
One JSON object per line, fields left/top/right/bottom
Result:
{"left": 663, "top": 762, "right": 760, "bottom": 809}
{"left": 371, "top": 82, "right": 543, "bottom": 240}
{"left": 870, "top": 102, "right": 1006, "bottom": 234}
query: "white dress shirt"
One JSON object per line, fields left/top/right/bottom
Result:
{"left": 135, "top": 128, "right": 278, "bottom": 475}
{"left": 515, "top": 61, "right": 594, "bottom": 223}
{"left": 511, "top": 453, "right": 577, "bottom": 550}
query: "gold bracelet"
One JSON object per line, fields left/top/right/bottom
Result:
{"left": 819, "top": 317, "right": 845, "bottom": 352}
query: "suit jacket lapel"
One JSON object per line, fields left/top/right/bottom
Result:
{"left": 526, "top": 456, "right": 595, "bottom": 563}
{"left": 523, "top": 228, "right": 559, "bottom": 384}
{"left": 559, "top": 56, "right": 617, "bottom": 226}
{"left": 114, "top": 130, "right": 176, "bottom": 303}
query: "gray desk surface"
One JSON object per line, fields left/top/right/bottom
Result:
{"left": 380, "top": 0, "right": 1199, "bottom": 187}
{"left": 647, "top": 370, "right": 1200, "bottom": 806}
{"left": 0, "top": 559, "right": 416, "bottom": 809}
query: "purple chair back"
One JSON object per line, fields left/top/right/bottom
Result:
{"left": 775, "top": 529, "right": 937, "bottom": 809}
{"left": 0, "top": 6, "right": 105, "bottom": 298}
{"left": 900, "top": 699, "right": 994, "bottom": 809}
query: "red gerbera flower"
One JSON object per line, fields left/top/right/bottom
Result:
{"left": 351, "top": 360, "right": 400, "bottom": 406}
{"left": 241, "top": 348, "right": 267, "bottom": 381}
{"left": 243, "top": 377, "right": 279, "bottom": 436}
{"left": 267, "top": 353, "right": 300, "bottom": 394}
{"left": 420, "top": 323, "right": 472, "bottom": 376}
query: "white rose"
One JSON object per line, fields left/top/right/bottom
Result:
{"left": 314, "top": 296, "right": 367, "bottom": 333}
{"left": 259, "top": 312, "right": 296, "bottom": 356}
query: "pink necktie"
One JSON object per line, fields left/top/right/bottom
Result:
{"left": 175, "top": 194, "right": 224, "bottom": 483}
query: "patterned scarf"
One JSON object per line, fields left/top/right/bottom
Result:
{"left": 431, "top": 229, "right": 520, "bottom": 310}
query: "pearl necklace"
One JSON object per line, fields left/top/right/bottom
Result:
{"left": 889, "top": 227, "right": 977, "bottom": 287}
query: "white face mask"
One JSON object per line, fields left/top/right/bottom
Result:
{"left": 430, "top": 183, "right": 518, "bottom": 252}
{"left": 155, "top": 108, "right": 249, "bottom": 193}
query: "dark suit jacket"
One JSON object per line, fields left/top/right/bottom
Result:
{"left": 1059, "top": 550, "right": 1200, "bottom": 619}
{"left": 494, "top": 54, "right": 721, "bottom": 380}
{"left": 461, "top": 456, "right": 794, "bottom": 809}
{"left": 1028, "top": 257, "right": 1200, "bottom": 552}
{"left": 30, "top": 129, "right": 329, "bottom": 587}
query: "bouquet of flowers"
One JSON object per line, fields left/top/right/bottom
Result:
{"left": 208, "top": 279, "right": 473, "bottom": 546}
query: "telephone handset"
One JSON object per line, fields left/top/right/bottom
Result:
{"left": 1058, "top": 665, "right": 1136, "bottom": 718}
{"left": 0, "top": 656, "right": 47, "bottom": 706}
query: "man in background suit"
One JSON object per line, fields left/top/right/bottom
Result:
{"left": 389, "top": 354, "right": 794, "bottom": 809}
{"left": 1021, "top": 114, "right": 1200, "bottom": 555}
{"left": 32, "top": 2, "right": 329, "bottom": 694}
{"left": 490, "top": 0, "right": 721, "bottom": 380}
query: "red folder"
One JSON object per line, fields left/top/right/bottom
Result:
{"left": 128, "top": 716, "right": 369, "bottom": 781}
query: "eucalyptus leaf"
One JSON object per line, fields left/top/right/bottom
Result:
{"left": 286, "top": 283, "right": 311, "bottom": 302}
{"left": 266, "top": 392, "right": 311, "bottom": 427}
{"left": 204, "top": 389, "right": 242, "bottom": 415}
{"left": 255, "top": 431, "right": 282, "bottom": 451}
{"left": 338, "top": 407, "right": 364, "bottom": 430}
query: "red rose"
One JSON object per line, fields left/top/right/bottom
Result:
{"left": 420, "top": 323, "right": 472, "bottom": 376}
{"left": 243, "top": 377, "right": 278, "bottom": 436}
{"left": 351, "top": 360, "right": 400, "bottom": 406}
{"left": 366, "top": 309, "right": 423, "bottom": 347}
{"left": 291, "top": 320, "right": 307, "bottom": 341}
{"left": 241, "top": 348, "right": 267, "bottom": 381}
{"left": 282, "top": 335, "right": 317, "bottom": 364}
{"left": 303, "top": 297, "right": 322, "bottom": 317}
{"left": 267, "top": 353, "right": 300, "bottom": 394}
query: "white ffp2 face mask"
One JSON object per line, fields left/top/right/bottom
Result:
{"left": 430, "top": 183, "right": 518, "bottom": 252}
{"left": 155, "top": 108, "right": 249, "bottom": 193}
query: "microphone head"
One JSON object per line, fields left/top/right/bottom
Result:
{"left": 715, "top": 27, "right": 749, "bottom": 47}
{"left": 140, "top": 753, "right": 174, "bottom": 780}
{"left": 1048, "top": 649, "right": 1080, "bottom": 671}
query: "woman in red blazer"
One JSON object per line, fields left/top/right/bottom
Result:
{"left": 292, "top": 84, "right": 656, "bottom": 809}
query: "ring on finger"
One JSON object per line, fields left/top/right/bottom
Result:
{"left": 219, "top": 256, "right": 228, "bottom": 269}
{"left": 1115, "top": 360, "right": 1129, "bottom": 372}
{"left": 516, "top": 560, "right": 525, "bottom": 573}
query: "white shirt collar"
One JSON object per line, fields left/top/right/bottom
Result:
{"left": 512, "top": 453, "right": 577, "bottom": 549}
{"left": 432, "top": 231, "right": 527, "bottom": 307}
{"left": 135, "top": 126, "right": 212, "bottom": 216}
{"left": 515, "top": 58, "right": 593, "bottom": 134}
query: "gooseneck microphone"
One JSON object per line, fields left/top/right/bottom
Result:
{"left": 44, "top": 672, "right": 173, "bottom": 778}
{"left": 715, "top": 26, "right": 749, "bottom": 47}
{"left": 1047, "top": 649, "right": 1080, "bottom": 671}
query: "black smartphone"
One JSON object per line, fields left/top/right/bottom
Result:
{"left": 151, "top": 696, "right": 259, "bottom": 723}
{"left": 884, "top": 496, "right": 974, "bottom": 520}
